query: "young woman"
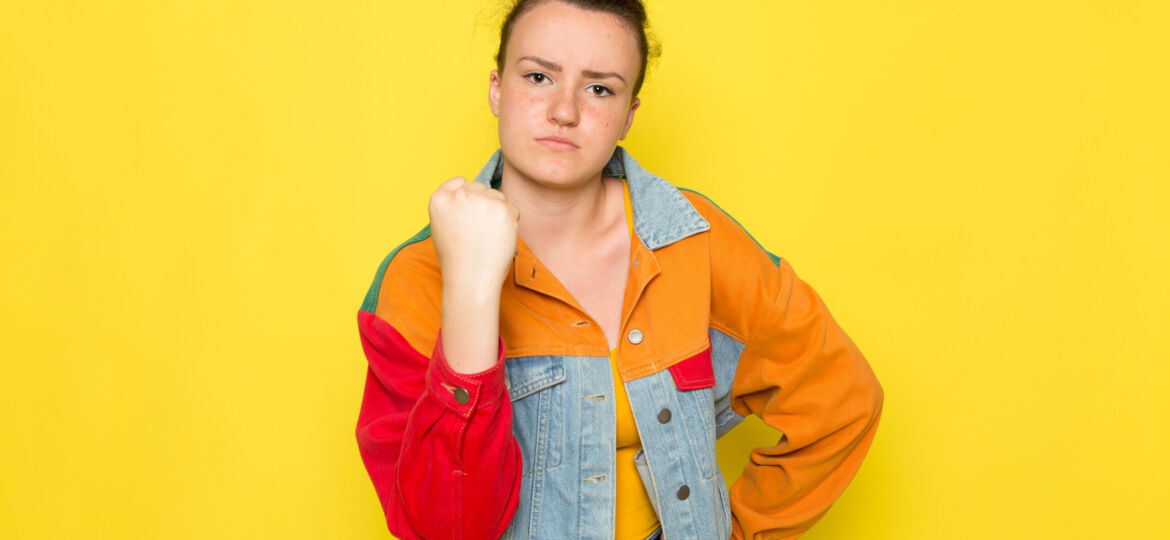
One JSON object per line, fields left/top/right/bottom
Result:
{"left": 354, "top": 1, "right": 884, "bottom": 539}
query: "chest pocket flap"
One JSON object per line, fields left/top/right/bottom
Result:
{"left": 506, "top": 357, "right": 567, "bottom": 401}
{"left": 668, "top": 346, "right": 715, "bottom": 391}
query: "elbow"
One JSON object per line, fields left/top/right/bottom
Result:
{"left": 862, "top": 371, "right": 884, "bottom": 430}
{"left": 844, "top": 358, "right": 884, "bottom": 435}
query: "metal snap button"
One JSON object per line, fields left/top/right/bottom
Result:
{"left": 677, "top": 485, "right": 690, "bottom": 500}
{"left": 657, "top": 408, "right": 672, "bottom": 423}
{"left": 453, "top": 387, "right": 470, "bottom": 405}
{"left": 627, "top": 328, "right": 644, "bottom": 345}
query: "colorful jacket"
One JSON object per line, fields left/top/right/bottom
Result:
{"left": 355, "top": 146, "right": 884, "bottom": 539}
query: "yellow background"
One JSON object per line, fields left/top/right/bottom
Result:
{"left": 2, "top": 0, "right": 1167, "bottom": 538}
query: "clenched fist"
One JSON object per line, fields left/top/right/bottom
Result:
{"left": 428, "top": 177, "right": 520, "bottom": 296}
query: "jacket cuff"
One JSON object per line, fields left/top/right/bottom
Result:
{"left": 425, "top": 329, "right": 508, "bottom": 418}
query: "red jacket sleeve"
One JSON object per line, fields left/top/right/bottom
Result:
{"left": 355, "top": 309, "right": 523, "bottom": 540}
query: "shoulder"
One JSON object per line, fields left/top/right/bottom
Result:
{"left": 675, "top": 187, "right": 782, "bottom": 266}
{"left": 358, "top": 225, "right": 443, "bottom": 353}
{"left": 672, "top": 188, "right": 790, "bottom": 343}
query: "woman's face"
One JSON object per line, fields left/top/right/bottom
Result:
{"left": 489, "top": 0, "right": 642, "bottom": 189}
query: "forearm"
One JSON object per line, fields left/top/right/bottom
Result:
{"left": 729, "top": 259, "right": 884, "bottom": 538}
{"left": 429, "top": 173, "right": 518, "bottom": 376}
{"left": 440, "top": 279, "right": 504, "bottom": 374}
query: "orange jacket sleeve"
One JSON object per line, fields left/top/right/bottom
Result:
{"left": 693, "top": 193, "right": 885, "bottom": 539}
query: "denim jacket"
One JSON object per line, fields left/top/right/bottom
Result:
{"left": 355, "top": 146, "right": 884, "bottom": 539}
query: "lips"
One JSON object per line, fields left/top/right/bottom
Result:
{"left": 536, "top": 136, "right": 578, "bottom": 151}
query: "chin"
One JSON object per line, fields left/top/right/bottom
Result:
{"left": 507, "top": 148, "right": 590, "bottom": 186}
{"left": 522, "top": 163, "right": 581, "bottom": 187}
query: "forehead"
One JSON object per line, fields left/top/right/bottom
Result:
{"left": 506, "top": 1, "right": 640, "bottom": 77}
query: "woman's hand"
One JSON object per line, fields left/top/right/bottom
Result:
{"left": 428, "top": 176, "right": 519, "bottom": 374}
{"left": 428, "top": 176, "right": 520, "bottom": 295}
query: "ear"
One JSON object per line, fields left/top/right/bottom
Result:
{"left": 619, "top": 97, "right": 641, "bottom": 140}
{"left": 489, "top": 69, "right": 502, "bottom": 118}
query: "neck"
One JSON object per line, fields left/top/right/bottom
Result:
{"left": 498, "top": 158, "right": 621, "bottom": 255}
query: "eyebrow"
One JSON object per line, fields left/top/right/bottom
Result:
{"left": 516, "top": 55, "right": 627, "bottom": 85}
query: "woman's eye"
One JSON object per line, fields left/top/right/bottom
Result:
{"left": 588, "top": 84, "right": 613, "bottom": 97}
{"left": 525, "top": 72, "right": 548, "bottom": 84}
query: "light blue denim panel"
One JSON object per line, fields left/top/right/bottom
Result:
{"left": 710, "top": 328, "right": 748, "bottom": 439}
{"left": 671, "top": 371, "right": 719, "bottom": 480}
{"left": 574, "top": 353, "right": 619, "bottom": 539}
{"left": 500, "top": 354, "right": 617, "bottom": 539}
{"left": 501, "top": 354, "right": 571, "bottom": 540}
{"left": 506, "top": 356, "right": 567, "bottom": 476}
{"left": 625, "top": 368, "right": 729, "bottom": 540}
{"left": 501, "top": 351, "right": 734, "bottom": 539}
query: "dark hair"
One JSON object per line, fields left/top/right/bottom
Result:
{"left": 495, "top": 0, "right": 660, "bottom": 99}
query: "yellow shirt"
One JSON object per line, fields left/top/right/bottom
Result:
{"left": 612, "top": 177, "right": 661, "bottom": 539}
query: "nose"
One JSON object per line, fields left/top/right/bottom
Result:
{"left": 548, "top": 86, "right": 580, "bottom": 127}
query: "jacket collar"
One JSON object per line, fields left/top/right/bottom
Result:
{"left": 470, "top": 146, "right": 710, "bottom": 250}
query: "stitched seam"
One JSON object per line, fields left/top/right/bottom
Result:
{"left": 669, "top": 366, "right": 716, "bottom": 390}
{"left": 505, "top": 344, "right": 610, "bottom": 357}
{"left": 622, "top": 338, "right": 710, "bottom": 381}
{"left": 360, "top": 225, "right": 431, "bottom": 313}
{"left": 709, "top": 320, "right": 748, "bottom": 345}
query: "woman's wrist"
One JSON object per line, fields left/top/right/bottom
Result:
{"left": 442, "top": 273, "right": 507, "bottom": 304}
{"left": 440, "top": 280, "right": 504, "bottom": 374}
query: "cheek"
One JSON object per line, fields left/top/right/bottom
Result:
{"left": 593, "top": 109, "right": 624, "bottom": 135}
{"left": 500, "top": 88, "right": 542, "bottom": 118}
{"left": 591, "top": 109, "right": 613, "bottom": 129}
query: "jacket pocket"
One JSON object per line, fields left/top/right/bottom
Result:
{"left": 669, "top": 346, "right": 719, "bottom": 479}
{"left": 506, "top": 356, "right": 567, "bottom": 475}
{"left": 632, "top": 447, "right": 663, "bottom": 520}
{"left": 713, "top": 475, "right": 732, "bottom": 539}
{"left": 667, "top": 346, "right": 715, "bottom": 391}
